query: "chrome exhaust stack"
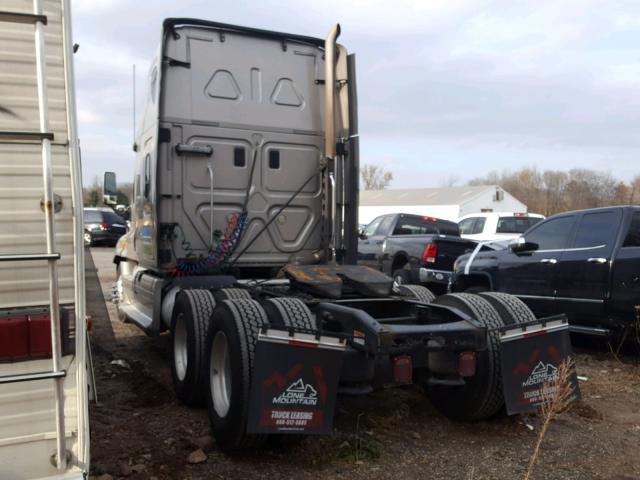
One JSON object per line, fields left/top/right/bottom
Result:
{"left": 324, "top": 24, "right": 340, "bottom": 263}
{"left": 324, "top": 23, "right": 340, "bottom": 160}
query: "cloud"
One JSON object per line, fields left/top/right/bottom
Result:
{"left": 71, "top": 0, "right": 640, "bottom": 186}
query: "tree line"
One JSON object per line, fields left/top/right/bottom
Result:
{"left": 468, "top": 167, "right": 640, "bottom": 216}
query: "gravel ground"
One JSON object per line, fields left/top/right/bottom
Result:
{"left": 86, "top": 247, "right": 640, "bottom": 480}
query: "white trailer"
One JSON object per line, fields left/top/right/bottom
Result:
{"left": 0, "top": 0, "right": 89, "bottom": 478}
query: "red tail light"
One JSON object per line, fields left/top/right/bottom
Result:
{"left": 422, "top": 243, "right": 437, "bottom": 263}
{"left": 0, "top": 311, "right": 70, "bottom": 360}
{"left": 458, "top": 351, "right": 476, "bottom": 377}
{"left": 393, "top": 355, "right": 413, "bottom": 384}
{"left": 99, "top": 222, "right": 108, "bottom": 230}
{"left": 422, "top": 216, "right": 438, "bottom": 222}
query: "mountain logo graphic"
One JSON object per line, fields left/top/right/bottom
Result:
{"left": 272, "top": 378, "right": 318, "bottom": 406}
{"left": 522, "top": 361, "right": 559, "bottom": 387}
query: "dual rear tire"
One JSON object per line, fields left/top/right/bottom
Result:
{"left": 204, "top": 297, "right": 316, "bottom": 452}
{"left": 170, "top": 289, "right": 217, "bottom": 406}
{"left": 171, "top": 286, "right": 535, "bottom": 447}
{"left": 426, "top": 292, "right": 535, "bottom": 420}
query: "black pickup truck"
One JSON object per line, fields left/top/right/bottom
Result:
{"left": 358, "top": 213, "right": 476, "bottom": 293}
{"left": 452, "top": 206, "right": 640, "bottom": 336}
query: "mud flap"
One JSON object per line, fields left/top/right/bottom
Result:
{"left": 247, "top": 328, "right": 345, "bottom": 434}
{"left": 500, "top": 315, "right": 581, "bottom": 415}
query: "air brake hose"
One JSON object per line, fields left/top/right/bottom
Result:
{"left": 169, "top": 149, "right": 258, "bottom": 276}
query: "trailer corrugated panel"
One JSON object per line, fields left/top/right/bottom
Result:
{"left": 0, "top": 0, "right": 89, "bottom": 478}
{"left": 0, "top": 0, "right": 74, "bottom": 308}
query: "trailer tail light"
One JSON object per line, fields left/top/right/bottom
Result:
{"left": 458, "top": 351, "right": 476, "bottom": 377}
{"left": 0, "top": 316, "right": 29, "bottom": 359}
{"left": 29, "top": 313, "right": 56, "bottom": 356}
{"left": 99, "top": 222, "right": 108, "bottom": 231}
{"left": 422, "top": 243, "right": 437, "bottom": 263}
{"left": 0, "top": 309, "right": 73, "bottom": 360}
{"left": 393, "top": 355, "right": 413, "bottom": 384}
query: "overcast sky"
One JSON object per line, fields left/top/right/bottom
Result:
{"left": 73, "top": 0, "right": 640, "bottom": 188}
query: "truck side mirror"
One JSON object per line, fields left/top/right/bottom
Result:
{"left": 509, "top": 236, "right": 538, "bottom": 254}
{"left": 103, "top": 171, "right": 117, "bottom": 205}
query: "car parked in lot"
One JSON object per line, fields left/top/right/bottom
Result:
{"left": 358, "top": 213, "right": 476, "bottom": 293}
{"left": 452, "top": 206, "right": 640, "bottom": 336}
{"left": 458, "top": 212, "right": 545, "bottom": 242}
{"left": 83, "top": 208, "right": 127, "bottom": 247}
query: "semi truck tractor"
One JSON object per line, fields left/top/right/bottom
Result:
{"left": 106, "top": 18, "right": 578, "bottom": 452}
{"left": 0, "top": 0, "right": 90, "bottom": 477}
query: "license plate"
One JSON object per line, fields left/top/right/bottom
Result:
{"left": 248, "top": 329, "right": 345, "bottom": 434}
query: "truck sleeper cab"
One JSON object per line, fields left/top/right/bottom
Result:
{"left": 108, "top": 18, "right": 577, "bottom": 453}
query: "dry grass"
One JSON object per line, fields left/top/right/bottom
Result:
{"left": 523, "top": 359, "right": 576, "bottom": 480}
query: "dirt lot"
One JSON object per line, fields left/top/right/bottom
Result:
{"left": 86, "top": 247, "right": 640, "bottom": 480}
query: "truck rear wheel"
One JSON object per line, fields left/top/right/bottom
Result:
{"left": 478, "top": 292, "right": 536, "bottom": 325}
{"left": 397, "top": 284, "right": 436, "bottom": 303}
{"left": 263, "top": 297, "right": 317, "bottom": 330}
{"left": 427, "top": 293, "right": 505, "bottom": 421}
{"left": 171, "top": 289, "right": 216, "bottom": 406}
{"left": 205, "top": 299, "right": 268, "bottom": 452}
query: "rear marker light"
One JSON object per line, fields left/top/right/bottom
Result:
{"left": 393, "top": 355, "right": 413, "bottom": 384}
{"left": 458, "top": 351, "right": 476, "bottom": 377}
{"left": 288, "top": 339, "right": 319, "bottom": 348}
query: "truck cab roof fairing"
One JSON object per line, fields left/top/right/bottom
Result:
{"left": 162, "top": 18, "right": 325, "bottom": 49}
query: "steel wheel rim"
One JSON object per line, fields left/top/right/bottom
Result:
{"left": 83, "top": 232, "right": 91, "bottom": 245}
{"left": 173, "top": 313, "right": 188, "bottom": 381}
{"left": 210, "top": 331, "right": 231, "bottom": 417}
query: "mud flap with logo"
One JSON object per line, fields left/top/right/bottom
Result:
{"left": 247, "top": 328, "right": 346, "bottom": 434}
{"left": 500, "top": 315, "right": 581, "bottom": 415}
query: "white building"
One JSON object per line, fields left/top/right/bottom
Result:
{"left": 358, "top": 185, "right": 527, "bottom": 224}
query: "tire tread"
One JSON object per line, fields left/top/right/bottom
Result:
{"left": 172, "top": 289, "right": 216, "bottom": 405}
{"left": 397, "top": 284, "right": 436, "bottom": 303}
{"left": 223, "top": 299, "right": 268, "bottom": 449}
{"left": 264, "top": 297, "right": 316, "bottom": 330}
{"left": 478, "top": 292, "right": 536, "bottom": 325}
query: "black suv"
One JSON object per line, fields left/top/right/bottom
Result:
{"left": 83, "top": 208, "right": 127, "bottom": 247}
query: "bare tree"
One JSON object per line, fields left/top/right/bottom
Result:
{"left": 361, "top": 164, "right": 393, "bottom": 190}
{"left": 468, "top": 167, "right": 638, "bottom": 215}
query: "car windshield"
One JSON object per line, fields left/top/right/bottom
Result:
{"left": 496, "top": 216, "right": 542, "bottom": 234}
